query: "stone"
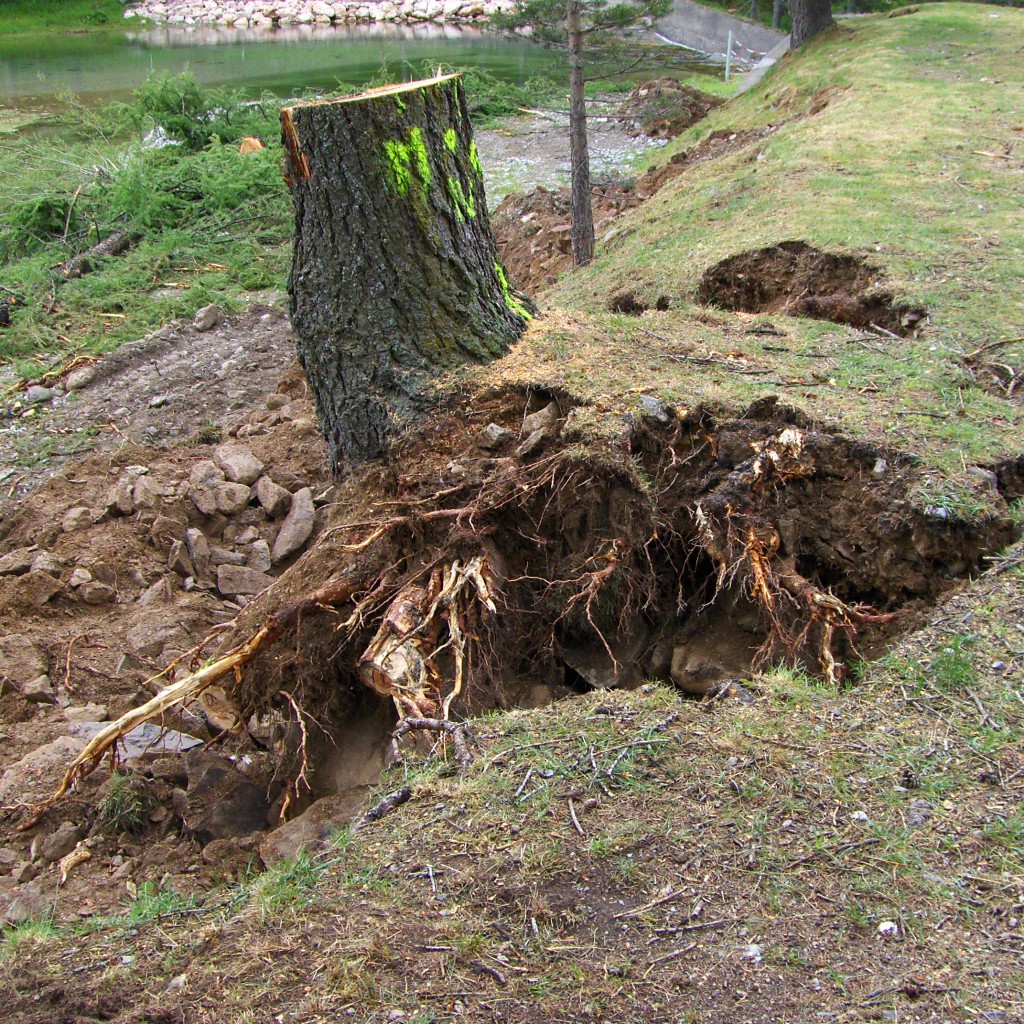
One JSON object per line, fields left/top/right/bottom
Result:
{"left": 265, "top": 393, "right": 289, "bottom": 410}
{"left": 1, "top": 570, "right": 61, "bottom": 608}
{"left": 639, "top": 394, "right": 670, "bottom": 423}
{"left": 907, "top": 798, "right": 935, "bottom": 828}
{"left": 187, "top": 460, "right": 226, "bottom": 516}
{"left": 147, "top": 756, "right": 188, "bottom": 785}
{"left": 148, "top": 394, "right": 170, "bottom": 409}
{"left": 133, "top": 474, "right": 163, "bottom": 509}
{"left": 0, "top": 849, "right": 18, "bottom": 869}
{"left": 213, "top": 443, "right": 264, "bottom": 485}
{"left": 21, "top": 675, "right": 57, "bottom": 705}
{"left": 216, "top": 564, "right": 272, "bottom": 598}
{"left": 11, "top": 861, "right": 38, "bottom": 885}
{"left": 259, "top": 791, "right": 367, "bottom": 866}
{"left": 62, "top": 506, "right": 95, "bottom": 532}
{"left": 0, "top": 736, "right": 81, "bottom": 803}
{"left": 185, "top": 528, "right": 213, "bottom": 581}
{"left": 65, "top": 365, "right": 98, "bottom": 391}
{"left": 37, "top": 822, "right": 84, "bottom": 864}
{"left": 126, "top": 622, "right": 190, "bottom": 660}
{"left": 0, "top": 880, "right": 48, "bottom": 926}
{"left": 64, "top": 703, "right": 109, "bottom": 724}
{"left": 0, "top": 547, "right": 35, "bottom": 576}
{"left": 106, "top": 476, "right": 135, "bottom": 516}
{"left": 515, "top": 428, "right": 547, "bottom": 458}
{"left": 670, "top": 646, "right": 726, "bottom": 696}
{"left": 68, "top": 567, "right": 93, "bottom": 588}
{"left": 521, "top": 400, "right": 561, "bottom": 437}
{"left": 255, "top": 475, "right": 292, "bottom": 518}
{"left": 25, "top": 385, "right": 54, "bottom": 404}
{"left": 215, "top": 481, "right": 253, "bottom": 516}
{"left": 193, "top": 303, "right": 224, "bottom": 332}
{"left": 31, "top": 551, "right": 62, "bottom": 577}
{"left": 138, "top": 576, "right": 176, "bottom": 606}
{"left": 478, "top": 423, "right": 513, "bottom": 450}
{"left": 80, "top": 581, "right": 117, "bottom": 606}
{"left": 246, "top": 539, "right": 272, "bottom": 573}
{"left": 184, "top": 750, "right": 271, "bottom": 843}
{"left": 271, "top": 487, "right": 315, "bottom": 563}
{"left": 201, "top": 836, "right": 259, "bottom": 877}
{"left": 167, "top": 540, "right": 195, "bottom": 578}
{"left": 210, "top": 546, "right": 245, "bottom": 567}
{"left": 68, "top": 721, "right": 203, "bottom": 760}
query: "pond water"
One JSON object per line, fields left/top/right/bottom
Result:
{"left": 0, "top": 22, "right": 716, "bottom": 112}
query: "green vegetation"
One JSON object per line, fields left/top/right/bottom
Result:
{"left": 98, "top": 771, "right": 148, "bottom": 836}
{"left": 0, "top": 0, "right": 126, "bottom": 34}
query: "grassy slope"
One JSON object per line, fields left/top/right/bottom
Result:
{"left": 2, "top": 8, "right": 1023, "bottom": 1023}
{"left": 0, "top": 0, "right": 126, "bottom": 33}
{"left": 487, "top": 4, "right": 1023, "bottom": 502}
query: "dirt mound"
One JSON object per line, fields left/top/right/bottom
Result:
{"left": 639, "top": 125, "right": 777, "bottom": 193}
{"left": 697, "top": 240, "right": 928, "bottom": 335}
{"left": 616, "top": 78, "right": 724, "bottom": 139}
{"left": 493, "top": 182, "right": 644, "bottom": 294}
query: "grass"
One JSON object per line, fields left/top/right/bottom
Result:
{"left": 0, "top": 0, "right": 127, "bottom": 34}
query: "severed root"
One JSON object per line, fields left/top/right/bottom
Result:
{"left": 391, "top": 717, "right": 477, "bottom": 771}
{"left": 356, "top": 784, "right": 413, "bottom": 830}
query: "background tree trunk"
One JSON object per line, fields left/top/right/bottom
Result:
{"left": 281, "top": 74, "right": 533, "bottom": 473}
{"left": 789, "top": 0, "right": 834, "bottom": 47}
{"left": 566, "top": 0, "right": 595, "bottom": 266}
{"left": 772, "top": 0, "right": 786, "bottom": 30}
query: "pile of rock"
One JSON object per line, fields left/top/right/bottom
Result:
{"left": 126, "top": 0, "right": 518, "bottom": 29}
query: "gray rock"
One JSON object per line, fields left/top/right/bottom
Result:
{"left": 215, "top": 481, "right": 252, "bottom": 516}
{"left": 291, "top": 418, "right": 318, "bottom": 437}
{"left": 148, "top": 394, "right": 170, "bottom": 409}
{"left": 184, "top": 750, "right": 271, "bottom": 843}
{"left": 255, "top": 475, "right": 292, "bottom": 519}
{"left": 265, "top": 393, "right": 289, "bottom": 410}
{"left": 0, "top": 736, "right": 81, "bottom": 803}
{"left": 65, "top": 365, "right": 97, "bottom": 391}
{"left": 210, "top": 545, "right": 245, "bottom": 567}
{"left": 31, "top": 551, "right": 63, "bottom": 577}
{"left": 0, "top": 880, "right": 48, "bottom": 926}
{"left": 907, "top": 798, "right": 935, "bottom": 828}
{"left": 126, "top": 622, "right": 190, "bottom": 660}
{"left": 260, "top": 791, "right": 367, "bottom": 867}
{"left": 521, "top": 400, "right": 561, "bottom": 437}
{"left": 478, "top": 422, "right": 513, "bottom": 450}
{"left": 0, "top": 849, "right": 19, "bottom": 869}
{"left": 185, "top": 528, "right": 213, "bottom": 581}
{"left": 106, "top": 476, "right": 135, "bottom": 517}
{"left": 67, "top": 721, "right": 203, "bottom": 759}
{"left": 61, "top": 506, "right": 95, "bottom": 532}
{"left": 68, "top": 567, "right": 93, "bottom": 588}
{"left": 187, "top": 460, "right": 226, "bottom": 516}
{"left": 969, "top": 465, "right": 999, "bottom": 492}
{"left": 21, "top": 675, "right": 57, "bottom": 705}
{"left": 64, "top": 703, "right": 109, "bottom": 724}
{"left": 213, "top": 443, "right": 264, "bottom": 485}
{"left": 25, "top": 385, "right": 54, "bottom": 404}
{"left": 516, "top": 428, "right": 547, "bottom": 458}
{"left": 271, "top": 487, "right": 315, "bottom": 564}
{"left": 37, "top": 822, "right": 84, "bottom": 864}
{"left": 79, "top": 581, "right": 117, "bottom": 606}
{"left": 11, "top": 860, "right": 38, "bottom": 884}
{"left": 639, "top": 394, "right": 670, "bottom": 424}
{"left": 216, "top": 564, "right": 272, "bottom": 598}
{"left": 246, "top": 539, "right": 272, "bottom": 573}
{"left": 193, "top": 303, "right": 224, "bottom": 332}
{"left": 872, "top": 457, "right": 888, "bottom": 479}
{"left": 7, "top": 571, "right": 61, "bottom": 607}
{"left": 0, "top": 635, "right": 49, "bottom": 692}
{"left": 167, "top": 540, "right": 195, "bottom": 578}
{"left": 0, "top": 547, "right": 36, "bottom": 576}
{"left": 138, "top": 576, "right": 176, "bottom": 606}
{"left": 132, "top": 474, "right": 163, "bottom": 509}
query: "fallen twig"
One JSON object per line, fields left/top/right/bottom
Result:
{"left": 392, "top": 717, "right": 477, "bottom": 771}
{"left": 358, "top": 784, "right": 413, "bottom": 827}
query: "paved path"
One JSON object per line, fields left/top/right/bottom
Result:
{"left": 656, "top": 0, "right": 784, "bottom": 60}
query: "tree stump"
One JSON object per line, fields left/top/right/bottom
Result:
{"left": 281, "top": 73, "right": 534, "bottom": 472}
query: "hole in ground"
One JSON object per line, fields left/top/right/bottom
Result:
{"left": 697, "top": 240, "right": 927, "bottom": 336}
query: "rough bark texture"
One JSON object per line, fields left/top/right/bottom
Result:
{"left": 282, "top": 74, "right": 533, "bottom": 473}
{"left": 789, "top": 0, "right": 834, "bottom": 47}
{"left": 567, "top": 0, "right": 595, "bottom": 266}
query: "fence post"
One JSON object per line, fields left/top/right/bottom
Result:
{"left": 725, "top": 30, "right": 734, "bottom": 81}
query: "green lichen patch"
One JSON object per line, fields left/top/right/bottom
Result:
{"left": 495, "top": 262, "right": 531, "bottom": 321}
{"left": 444, "top": 127, "right": 458, "bottom": 153}
{"left": 469, "top": 139, "right": 483, "bottom": 178}
{"left": 382, "top": 126, "right": 431, "bottom": 200}
{"left": 447, "top": 177, "right": 476, "bottom": 221}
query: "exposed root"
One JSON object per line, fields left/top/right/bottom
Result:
{"left": 391, "top": 717, "right": 478, "bottom": 771}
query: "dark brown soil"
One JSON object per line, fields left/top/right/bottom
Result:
{"left": 616, "top": 78, "right": 724, "bottom": 139}
{"left": 697, "top": 240, "right": 928, "bottom": 335}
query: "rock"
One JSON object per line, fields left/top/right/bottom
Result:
{"left": 670, "top": 647, "right": 726, "bottom": 695}
{"left": 132, "top": 474, "right": 163, "bottom": 510}
{"left": 126, "top": 622, "right": 190, "bottom": 660}
{"left": 64, "top": 703, "right": 109, "bottom": 724}
{"left": 37, "top": 822, "right": 84, "bottom": 864}
{"left": 213, "top": 443, "right": 264, "bottom": 485}
{"left": 907, "top": 798, "right": 934, "bottom": 828}
{"left": 290, "top": 417, "right": 318, "bottom": 436}
{"left": 516, "top": 428, "right": 547, "bottom": 458}
{"left": 246, "top": 539, "right": 272, "bottom": 573}
{"left": 30, "top": 551, "right": 63, "bottom": 577}
{"left": 62, "top": 506, "right": 95, "bottom": 532}
{"left": 148, "top": 394, "right": 170, "bottom": 409}
{"left": 259, "top": 791, "right": 367, "bottom": 866}
{"left": 25, "top": 385, "right": 54, "bottom": 404}
{"left": 210, "top": 546, "right": 245, "bottom": 567}
{"left": 0, "top": 635, "right": 48, "bottom": 693}
{"left": 167, "top": 540, "right": 195, "bottom": 578}
{"left": 21, "top": 675, "right": 57, "bottom": 705}
{"left": 478, "top": 422, "right": 513, "bottom": 450}
{"left": 68, "top": 721, "right": 203, "bottom": 759}
{"left": 639, "top": 394, "right": 670, "bottom": 424}
{"left": 871, "top": 457, "right": 888, "bottom": 479}
{"left": 265, "top": 393, "right": 289, "bottom": 410}
{"left": 193, "top": 303, "right": 224, "bottom": 332}
{"left": 0, "top": 849, "right": 18, "bottom": 869}
{"left": 106, "top": 476, "right": 135, "bottom": 517}
{"left": 185, "top": 528, "right": 213, "bottom": 581}
{"left": 68, "top": 567, "right": 93, "bottom": 588}
{"left": 215, "top": 481, "right": 253, "bottom": 516}
{"left": 216, "top": 564, "right": 272, "bottom": 598}
{"left": 521, "top": 400, "right": 561, "bottom": 437}
{"left": 11, "top": 861, "right": 38, "bottom": 884}
{"left": 66, "top": 364, "right": 99, "bottom": 391}
{"left": 80, "top": 581, "right": 117, "bottom": 605}
{"left": 0, "top": 547, "right": 36, "bottom": 576}
{"left": 147, "top": 756, "right": 188, "bottom": 785}
{"left": 271, "top": 487, "right": 315, "bottom": 563}
{"left": 0, "top": 880, "right": 48, "bottom": 926}
{"left": 255, "top": 475, "right": 292, "bottom": 518}
{"left": 187, "top": 460, "right": 226, "bottom": 515}
{"left": 0, "top": 736, "right": 81, "bottom": 803}
{"left": 184, "top": 751, "right": 271, "bottom": 843}
{"left": 201, "top": 836, "right": 259, "bottom": 876}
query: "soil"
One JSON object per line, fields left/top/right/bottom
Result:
{"left": 616, "top": 78, "right": 725, "bottom": 139}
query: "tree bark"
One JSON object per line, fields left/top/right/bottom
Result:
{"left": 789, "top": 0, "right": 834, "bottom": 47}
{"left": 772, "top": 0, "right": 786, "bottom": 30}
{"left": 566, "top": 0, "right": 595, "bottom": 267}
{"left": 281, "top": 74, "right": 533, "bottom": 473}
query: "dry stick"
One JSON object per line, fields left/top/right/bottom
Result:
{"left": 392, "top": 717, "right": 476, "bottom": 771}
{"left": 642, "top": 942, "right": 697, "bottom": 978}
{"left": 614, "top": 887, "right": 688, "bottom": 920}
{"left": 358, "top": 785, "right": 413, "bottom": 828}
{"left": 567, "top": 798, "right": 585, "bottom": 837}
{"left": 63, "top": 633, "right": 89, "bottom": 694}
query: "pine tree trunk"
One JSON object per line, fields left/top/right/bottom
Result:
{"left": 789, "top": 0, "right": 834, "bottom": 47}
{"left": 772, "top": 0, "right": 786, "bottom": 28}
{"left": 281, "top": 74, "right": 533, "bottom": 473}
{"left": 566, "top": 0, "right": 595, "bottom": 267}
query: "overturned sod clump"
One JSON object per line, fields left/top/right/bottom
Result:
{"left": 697, "top": 241, "right": 928, "bottom": 336}
{"left": 39, "top": 389, "right": 1018, "bottom": 817}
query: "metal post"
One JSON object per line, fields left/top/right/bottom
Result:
{"left": 725, "top": 30, "right": 734, "bottom": 82}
